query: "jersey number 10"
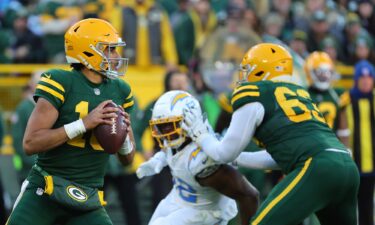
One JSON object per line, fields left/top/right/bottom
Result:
{"left": 67, "top": 101, "right": 104, "bottom": 151}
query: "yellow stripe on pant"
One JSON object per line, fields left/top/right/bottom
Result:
{"left": 252, "top": 158, "right": 313, "bottom": 225}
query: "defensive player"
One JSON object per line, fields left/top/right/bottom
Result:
{"left": 136, "top": 90, "right": 259, "bottom": 225}
{"left": 305, "top": 51, "right": 350, "bottom": 145}
{"left": 182, "top": 43, "right": 359, "bottom": 225}
{"left": 6, "top": 18, "right": 135, "bottom": 225}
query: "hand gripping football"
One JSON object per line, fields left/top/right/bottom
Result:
{"left": 93, "top": 102, "right": 128, "bottom": 154}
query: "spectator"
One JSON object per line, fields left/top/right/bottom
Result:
{"left": 173, "top": 0, "right": 217, "bottom": 65}
{"left": 346, "top": 60, "right": 375, "bottom": 225}
{"left": 35, "top": 1, "right": 81, "bottom": 63}
{"left": 357, "top": 0, "right": 375, "bottom": 37}
{"left": 120, "top": 0, "right": 178, "bottom": 70}
{"left": 261, "top": 12, "right": 285, "bottom": 40}
{"left": 8, "top": 11, "right": 47, "bottom": 63}
{"left": 200, "top": 0, "right": 261, "bottom": 64}
{"left": 321, "top": 36, "right": 346, "bottom": 65}
{"left": 10, "top": 71, "right": 41, "bottom": 182}
{"left": 270, "top": 0, "right": 301, "bottom": 40}
{"left": 288, "top": 29, "right": 309, "bottom": 58}
{"left": 342, "top": 12, "right": 373, "bottom": 64}
{"left": 169, "top": 0, "right": 190, "bottom": 29}
{"left": 0, "top": 25, "right": 11, "bottom": 64}
{"left": 349, "top": 35, "right": 375, "bottom": 65}
{"left": 306, "top": 10, "right": 340, "bottom": 53}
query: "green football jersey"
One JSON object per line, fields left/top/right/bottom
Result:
{"left": 34, "top": 69, "right": 134, "bottom": 188}
{"left": 231, "top": 81, "right": 346, "bottom": 173}
{"left": 308, "top": 87, "right": 349, "bottom": 131}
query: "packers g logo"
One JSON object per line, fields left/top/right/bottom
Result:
{"left": 66, "top": 186, "right": 88, "bottom": 202}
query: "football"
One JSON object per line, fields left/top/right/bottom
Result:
{"left": 93, "top": 102, "right": 128, "bottom": 154}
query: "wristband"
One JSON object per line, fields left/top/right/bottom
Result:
{"left": 118, "top": 135, "right": 133, "bottom": 155}
{"left": 337, "top": 128, "right": 350, "bottom": 137}
{"left": 64, "top": 119, "right": 86, "bottom": 139}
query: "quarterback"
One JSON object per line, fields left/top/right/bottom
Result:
{"left": 183, "top": 43, "right": 359, "bottom": 225}
{"left": 137, "top": 90, "right": 259, "bottom": 225}
{"left": 6, "top": 18, "right": 135, "bottom": 225}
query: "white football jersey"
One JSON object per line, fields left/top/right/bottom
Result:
{"left": 160, "top": 142, "right": 237, "bottom": 222}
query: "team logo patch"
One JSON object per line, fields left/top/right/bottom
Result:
{"left": 94, "top": 88, "right": 101, "bottom": 95}
{"left": 66, "top": 186, "right": 88, "bottom": 202}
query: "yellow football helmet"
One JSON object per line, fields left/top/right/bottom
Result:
{"left": 239, "top": 43, "right": 293, "bottom": 83}
{"left": 64, "top": 18, "right": 128, "bottom": 79}
{"left": 304, "top": 51, "right": 334, "bottom": 91}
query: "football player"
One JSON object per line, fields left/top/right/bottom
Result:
{"left": 182, "top": 43, "right": 359, "bottom": 225}
{"left": 305, "top": 51, "right": 350, "bottom": 146}
{"left": 6, "top": 18, "right": 135, "bottom": 225}
{"left": 136, "top": 90, "right": 259, "bottom": 225}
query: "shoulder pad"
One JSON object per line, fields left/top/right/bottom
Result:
{"left": 116, "top": 79, "right": 134, "bottom": 112}
{"left": 231, "top": 82, "right": 262, "bottom": 111}
{"left": 34, "top": 69, "right": 72, "bottom": 108}
{"left": 188, "top": 147, "right": 219, "bottom": 176}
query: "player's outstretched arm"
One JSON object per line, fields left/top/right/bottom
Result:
{"left": 136, "top": 151, "right": 167, "bottom": 179}
{"left": 23, "top": 99, "right": 118, "bottom": 155}
{"left": 234, "top": 150, "right": 280, "bottom": 170}
{"left": 196, "top": 165, "right": 259, "bottom": 225}
{"left": 183, "top": 103, "right": 265, "bottom": 163}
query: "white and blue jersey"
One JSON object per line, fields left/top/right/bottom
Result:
{"left": 149, "top": 142, "right": 237, "bottom": 225}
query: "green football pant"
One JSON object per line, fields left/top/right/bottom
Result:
{"left": 250, "top": 150, "right": 359, "bottom": 225}
{"left": 6, "top": 180, "right": 112, "bottom": 225}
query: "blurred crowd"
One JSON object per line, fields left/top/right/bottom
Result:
{"left": 1, "top": 0, "right": 375, "bottom": 225}
{"left": 0, "top": 0, "right": 374, "bottom": 67}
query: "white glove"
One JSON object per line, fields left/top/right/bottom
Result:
{"left": 136, "top": 151, "right": 167, "bottom": 179}
{"left": 182, "top": 107, "right": 211, "bottom": 144}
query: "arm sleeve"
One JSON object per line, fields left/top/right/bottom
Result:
{"left": 235, "top": 150, "right": 280, "bottom": 170}
{"left": 199, "top": 102, "right": 265, "bottom": 163}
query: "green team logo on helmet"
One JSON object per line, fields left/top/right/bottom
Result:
{"left": 66, "top": 185, "right": 88, "bottom": 202}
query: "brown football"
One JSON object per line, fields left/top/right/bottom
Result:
{"left": 93, "top": 102, "right": 128, "bottom": 154}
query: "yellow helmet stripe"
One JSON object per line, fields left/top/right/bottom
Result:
{"left": 231, "top": 91, "right": 260, "bottom": 105}
{"left": 36, "top": 84, "right": 65, "bottom": 102}
{"left": 123, "top": 101, "right": 134, "bottom": 109}
{"left": 40, "top": 77, "right": 65, "bottom": 92}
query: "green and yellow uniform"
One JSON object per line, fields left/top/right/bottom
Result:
{"left": 231, "top": 81, "right": 359, "bottom": 225}
{"left": 7, "top": 69, "right": 134, "bottom": 225}
{"left": 308, "top": 87, "right": 349, "bottom": 131}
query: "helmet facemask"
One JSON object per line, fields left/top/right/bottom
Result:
{"left": 238, "top": 63, "right": 271, "bottom": 84}
{"left": 309, "top": 64, "right": 334, "bottom": 91}
{"left": 149, "top": 116, "right": 186, "bottom": 149}
{"left": 92, "top": 42, "right": 129, "bottom": 79}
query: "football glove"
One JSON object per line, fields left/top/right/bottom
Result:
{"left": 136, "top": 151, "right": 167, "bottom": 179}
{"left": 181, "top": 107, "right": 212, "bottom": 144}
